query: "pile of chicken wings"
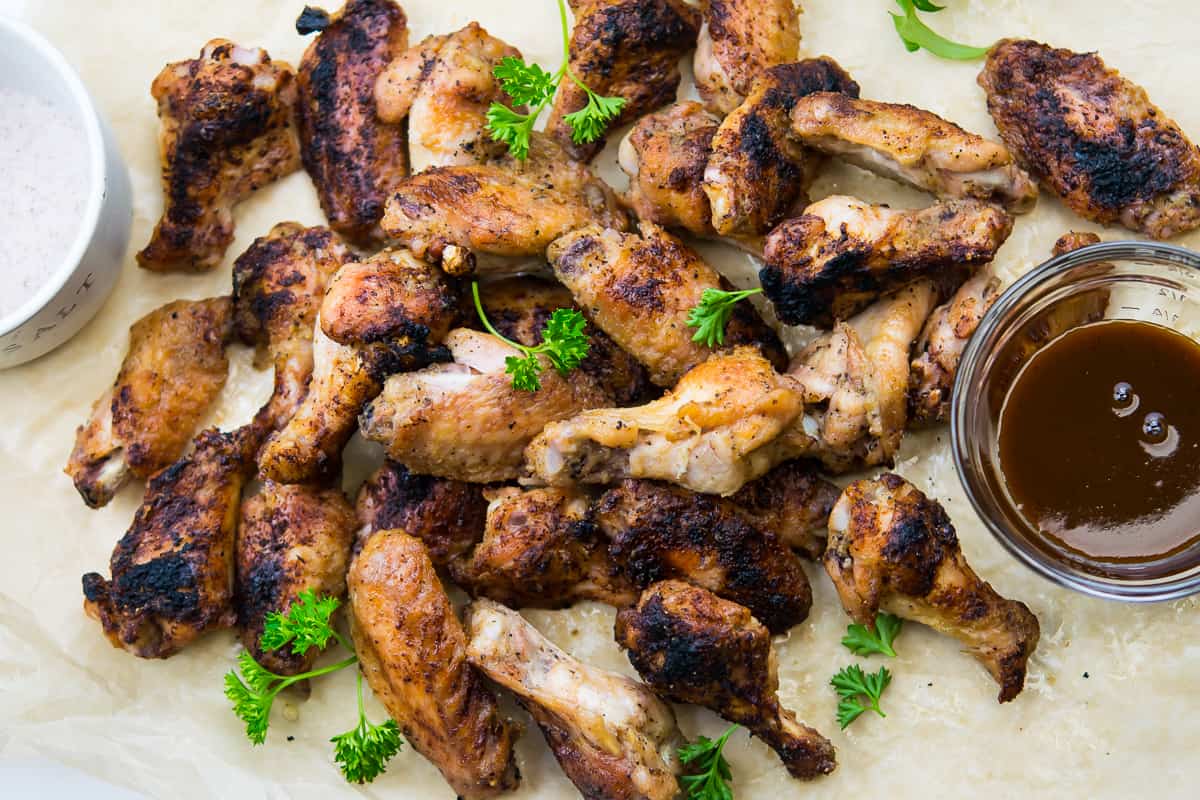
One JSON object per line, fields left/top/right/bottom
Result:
{"left": 65, "top": 0, "right": 1200, "bottom": 797}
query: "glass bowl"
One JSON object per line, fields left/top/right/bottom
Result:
{"left": 952, "top": 241, "right": 1200, "bottom": 602}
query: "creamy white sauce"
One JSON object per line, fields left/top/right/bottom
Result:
{"left": 0, "top": 87, "right": 89, "bottom": 320}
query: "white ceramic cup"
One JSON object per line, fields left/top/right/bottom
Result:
{"left": 0, "top": 17, "right": 131, "bottom": 369}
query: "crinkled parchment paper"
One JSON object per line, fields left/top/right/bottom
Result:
{"left": 1, "top": 1, "right": 1198, "bottom": 797}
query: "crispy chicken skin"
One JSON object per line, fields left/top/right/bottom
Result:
{"left": 82, "top": 425, "right": 261, "bottom": 658}
{"left": 137, "top": 40, "right": 301, "bottom": 272}
{"left": 729, "top": 459, "right": 840, "bottom": 560}
{"left": 526, "top": 347, "right": 812, "bottom": 496}
{"left": 705, "top": 59, "right": 860, "bottom": 238}
{"left": 233, "top": 223, "right": 350, "bottom": 432}
{"left": 825, "top": 474, "right": 1040, "bottom": 703}
{"left": 615, "top": 581, "right": 837, "bottom": 780}
{"left": 546, "top": 0, "right": 701, "bottom": 162}
{"left": 295, "top": 0, "right": 410, "bottom": 245}
{"left": 1053, "top": 230, "right": 1102, "bottom": 256}
{"left": 319, "top": 246, "right": 462, "bottom": 345}
{"left": 594, "top": 480, "right": 812, "bottom": 633}
{"left": 619, "top": 102, "right": 721, "bottom": 237}
{"left": 548, "top": 224, "right": 787, "bottom": 387}
{"left": 452, "top": 487, "right": 637, "bottom": 609}
{"left": 350, "top": 530, "right": 520, "bottom": 798}
{"left": 381, "top": 134, "right": 628, "bottom": 275}
{"left": 466, "top": 599, "right": 681, "bottom": 800}
{"left": 67, "top": 297, "right": 234, "bottom": 509}
{"left": 693, "top": 0, "right": 801, "bottom": 115}
{"left": 235, "top": 481, "right": 355, "bottom": 675}
{"left": 355, "top": 459, "right": 487, "bottom": 561}
{"left": 359, "top": 329, "right": 609, "bottom": 483}
{"left": 791, "top": 93, "right": 1039, "bottom": 213}
{"left": 375, "top": 23, "right": 519, "bottom": 172}
{"left": 761, "top": 196, "right": 1012, "bottom": 327}
{"left": 980, "top": 40, "right": 1200, "bottom": 240}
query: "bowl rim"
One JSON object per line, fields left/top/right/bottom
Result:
{"left": 951, "top": 239, "right": 1200, "bottom": 603}
{"left": 0, "top": 17, "right": 108, "bottom": 337}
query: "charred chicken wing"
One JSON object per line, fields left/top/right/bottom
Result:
{"left": 728, "top": 459, "right": 840, "bottom": 560}
{"left": 693, "top": 0, "right": 801, "bottom": 115}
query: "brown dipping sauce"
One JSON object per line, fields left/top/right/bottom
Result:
{"left": 998, "top": 319, "right": 1200, "bottom": 574}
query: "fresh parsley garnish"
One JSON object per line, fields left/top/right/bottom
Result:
{"left": 678, "top": 724, "right": 738, "bottom": 800}
{"left": 471, "top": 281, "right": 590, "bottom": 392}
{"left": 841, "top": 612, "right": 904, "bottom": 657}
{"left": 485, "top": 0, "right": 626, "bottom": 159}
{"left": 890, "top": 0, "right": 992, "bottom": 60}
{"left": 223, "top": 589, "right": 402, "bottom": 784}
{"left": 686, "top": 287, "right": 762, "bottom": 348}
{"left": 831, "top": 664, "right": 892, "bottom": 729}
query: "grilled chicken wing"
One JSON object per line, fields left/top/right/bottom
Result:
{"left": 350, "top": 530, "right": 520, "bottom": 798}
{"left": 355, "top": 459, "right": 487, "bottom": 561}
{"left": 359, "top": 329, "right": 608, "bottom": 483}
{"left": 546, "top": 0, "right": 701, "bottom": 162}
{"left": 729, "top": 459, "right": 839, "bottom": 560}
{"left": 615, "top": 581, "right": 837, "bottom": 780}
{"left": 791, "top": 93, "right": 1038, "bottom": 212}
{"left": 547, "top": 223, "right": 787, "bottom": 386}
{"left": 376, "top": 23, "right": 518, "bottom": 172}
{"left": 233, "top": 223, "right": 350, "bottom": 432}
{"left": 594, "top": 480, "right": 812, "bottom": 633}
{"left": 67, "top": 297, "right": 233, "bottom": 508}
{"left": 825, "top": 474, "right": 1040, "bottom": 702}
{"left": 381, "top": 134, "right": 628, "bottom": 275}
{"left": 761, "top": 196, "right": 1011, "bottom": 327}
{"left": 693, "top": 0, "right": 801, "bottom": 115}
{"left": 526, "top": 347, "right": 812, "bottom": 496}
{"left": 466, "top": 599, "right": 681, "bottom": 800}
{"left": 1053, "top": 230, "right": 1102, "bottom": 256}
{"left": 980, "top": 40, "right": 1200, "bottom": 240}
{"left": 235, "top": 481, "right": 355, "bottom": 675}
{"left": 452, "top": 487, "right": 636, "bottom": 608}
{"left": 705, "top": 59, "right": 860, "bottom": 238}
{"left": 295, "top": 0, "right": 410, "bottom": 245}
{"left": 81, "top": 425, "right": 262, "bottom": 658}
{"left": 137, "top": 40, "right": 300, "bottom": 271}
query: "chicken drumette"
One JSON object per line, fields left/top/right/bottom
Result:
{"left": 729, "top": 459, "right": 840, "bottom": 560}
{"left": 693, "top": 0, "right": 801, "bottom": 115}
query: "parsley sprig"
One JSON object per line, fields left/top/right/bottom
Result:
{"left": 471, "top": 281, "right": 590, "bottom": 392}
{"left": 678, "top": 724, "right": 738, "bottom": 800}
{"left": 686, "top": 287, "right": 762, "bottom": 348}
{"left": 831, "top": 665, "right": 893, "bottom": 729}
{"left": 842, "top": 612, "right": 904, "bottom": 657}
{"left": 485, "top": 0, "right": 626, "bottom": 159}
{"left": 890, "top": 0, "right": 992, "bottom": 60}
{"left": 223, "top": 589, "right": 403, "bottom": 784}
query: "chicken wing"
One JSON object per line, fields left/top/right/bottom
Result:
{"left": 233, "top": 223, "right": 350, "bottom": 432}
{"left": 235, "top": 481, "right": 355, "bottom": 675}
{"left": 137, "top": 40, "right": 300, "bottom": 272}
{"left": 381, "top": 134, "right": 627, "bottom": 275}
{"left": 350, "top": 530, "right": 520, "bottom": 798}
{"left": 705, "top": 59, "right": 860, "bottom": 238}
{"left": 1052, "top": 230, "right": 1102, "bottom": 256}
{"left": 359, "top": 329, "right": 609, "bottom": 483}
{"left": 594, "top": 480, "right": 812, "bottom": 633}
{"left": 355, "top": 459, "right": 487, "bottom": 562}
{"left": 295, "top": 0, "right": 410, "bottom": 245}
{"left": 980, "top": 39, "right": 1200, "bottom": 240}
{"left": 728, "top": 459, "right": 840, "bottom": 560}
{"left": 790, "top": 93, "right": 1039, "bottom": 212}
{"left": 466, "top": 599, "right": 681, "bottom": 800}
{"left": 451, "top": 487, "right": 636, "bottom": 608}
{"left": 615, "top": 581, "right": 837, "bottom": 780}
{"left": 81, "top": 425, "right": 261, "bottom": 658}
{"left": 693, "top": 0, "right": 801, "bottom": 115}
{"left": 824, "top": 473, "right": 1040, "bottom": 702}
{"left": 547, "top": 223, "right": 787, "bottom": 387}
{"left": 67, "top": 297, "right": 233, "bottom": 508}
{"left": 546, "top": 0, "right": 701, "bottom": 162}
{"left": 375, "top": 23, "right": 519, "bottom": 172}
{"left": 761, "top": 195, "right": 1011, "bottom": 327}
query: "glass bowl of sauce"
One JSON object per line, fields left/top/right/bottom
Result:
{"left": 953, "top": 241, "right": 1200, "bottom": 602}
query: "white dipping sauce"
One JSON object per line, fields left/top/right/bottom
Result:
{"left": 0, "top": 87, "right": 90, "bottom": 320}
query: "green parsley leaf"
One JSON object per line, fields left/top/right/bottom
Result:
{"left": 485, "top": 103, "right": 538, "bottom": 161}
{"left": 506, "top": 354, "right": 544, "bottom": 392}
{"left": 562, "top": 90, "right": 626, "bottom": 145}
{"left": 890, "top": 0, "right": 991, "bottom": 60}
{"left": 332, "top": 672, "right": 404, "bottom": 784}
{"left": 260, "top": 589, "right": 341, "bottom": 656}
{"left": 686, "top": 287, "right": 763, "bottom": 348}
{"left": 841, "top": 612, "right": 903, "bottom": 657}
{"left": 493, "top": 56, "right": 558, "bottom": 107}
{"left": 473, "top": 282, "right": 590, "bottom": 391}
{"left": 678, "top": 724, "right": 737, "bottom": 800}
{"left": 831, "top": 664, "right": 892, "bottom": 730}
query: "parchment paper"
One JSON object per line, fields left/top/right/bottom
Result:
{"left": 1, "top": 1, "right": 1198, "bottom": 798}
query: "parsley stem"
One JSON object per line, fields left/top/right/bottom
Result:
{"left": 471, "top": 281, "right": 531, "bottom": 354}
{"left": 556, "top": 0, "right": 571, "bottom": 62}
{"left": 332, "top": 629, "right": 354, "bottom": 655}
{"left": 274, "top": 653, "right": 359, "bottom": 696}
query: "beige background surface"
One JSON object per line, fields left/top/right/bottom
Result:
{"left": 1, "top": 1, "right": 1198, "bottom": 797}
